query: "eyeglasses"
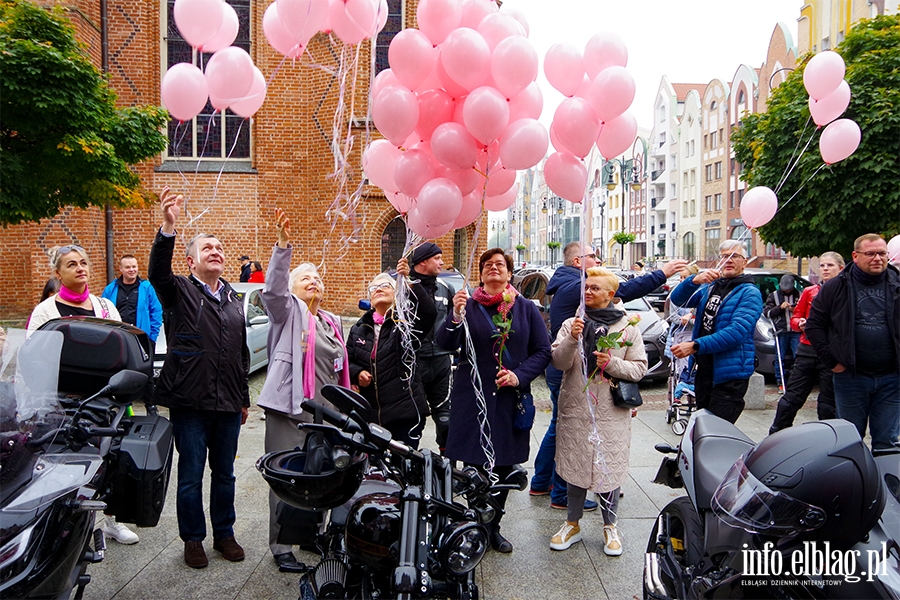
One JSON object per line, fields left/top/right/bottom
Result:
{"left": 719, "top": 254, "right": 746, "bottom": 261}
{"left": 580, "top": 254, "right": 597, "bottom": 260}
{"left": 857, "top": 251, "right": 887, "bottom": 258}
{"left": 482, "top": 261, "right": 507, "bottom": 270}
{"left": 368, "top": 282, "right": 393, "bottom": 294}
{"left": 585, "top": 285, "right": 611, "bottom": 293}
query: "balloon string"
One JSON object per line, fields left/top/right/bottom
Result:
{"left": 775, "top": 118, "right": 818, "bottom": 195}
{"left": 393, "top": 223, "right": 425, "bottom": 443}
{"left": 774, "top": 114, "right": 812, "bottom": 194}
{"left": 773, "top": 163, "right": 828, "bottom": 214}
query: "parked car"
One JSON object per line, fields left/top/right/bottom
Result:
{"left": 153, "top": 282, "right": 270, "bottom": 380}
{"left": 514, "top": 269, "right": 671, "bottom": 381}
{"left": 646, "top": 274, "right": 681, "bottom": 312}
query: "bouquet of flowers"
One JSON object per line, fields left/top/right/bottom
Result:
{"left": 491, "top": 290, "right": 515, "bottom": 368}
{"left": 585, "top": 314, "right": 641, "bottom": 389}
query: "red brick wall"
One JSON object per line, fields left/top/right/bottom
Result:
{"left": 0, "top": 0, "right": 487, "bottom": 320}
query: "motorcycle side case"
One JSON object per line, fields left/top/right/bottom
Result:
{"left": 37, "top": 318, "right": 153, "bottom": 402}
{"left": 106, "top": 415, "right": 174, "bottom": 526}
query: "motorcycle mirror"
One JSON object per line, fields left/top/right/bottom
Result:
{"left": 107, "top": 370, "right": 149, "bottom": 397}
{"left": 501, "top": 464, "right": 528, "bottom": 491}
{"left": 322, "top": 385, "right": 372, "bottom": 423}
{"left": 655, "top": 443, "right": 679, "bottom": 454}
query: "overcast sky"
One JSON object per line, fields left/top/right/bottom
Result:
{"left": 501, "top": 0, "right": 804, "bottom": 129}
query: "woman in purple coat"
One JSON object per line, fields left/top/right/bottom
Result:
{"left": 436, "top": 248, "right": 551, "bottom": 553}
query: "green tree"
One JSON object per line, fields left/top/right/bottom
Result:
{"left": 0, "top": 0, "right": 169, "bottom": 225}
{"left": 732, "top": 15, "right": 900, "bottom": 259}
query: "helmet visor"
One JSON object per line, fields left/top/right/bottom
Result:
{"left": 711, "top": 456, "right": 826, "bottom": 536}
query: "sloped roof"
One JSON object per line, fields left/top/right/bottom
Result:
{"left": 673, "top": 83, "right": 704, "bottom": 101}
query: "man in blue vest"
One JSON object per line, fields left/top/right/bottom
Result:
{"left": 103, "top": 254, "right": 163, "bottom": 344}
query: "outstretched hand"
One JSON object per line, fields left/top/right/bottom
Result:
{"left": 397, "top": 257, "right": 410, "bottom": 278}
{"left": 661, "top": 259, "right": 689, "bottom": 278}
{"left": 274, "top": 208, "right": 290, "bottom": 248}
{"left": 160, "top": 186, "right": 183, "bottom": 234}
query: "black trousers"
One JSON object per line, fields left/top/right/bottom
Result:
{"left": 418, "top": 354, "right": 452, "bottom": 450}
{"left": 770, "top": 344, "right": 836, "bottom": 434}
{"left": 693, "top": 363, "right": 749, "bottom": 424}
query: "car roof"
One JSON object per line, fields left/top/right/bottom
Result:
{"left": 230, "top": 283, "right": 265, "bottom": 293}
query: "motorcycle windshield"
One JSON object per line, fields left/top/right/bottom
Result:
{"left": 1, "top": 329, "right": 66, "bottom": 506}
{"left": 711, "top": 456, "right": 826, "bottom": 536}
{"left": 3, "top": 454, "right": 103, "bottom": 512}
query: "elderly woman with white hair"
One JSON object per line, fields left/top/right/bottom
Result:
{"left": 346, "top": 258, "right": 436, "bottom": 448}
{"left": 257, "top": 209, "right": 352, "bottom": 573}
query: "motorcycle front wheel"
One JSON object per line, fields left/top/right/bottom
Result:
{"left": 644, "top": 496, "right": 703, "bottom": 600}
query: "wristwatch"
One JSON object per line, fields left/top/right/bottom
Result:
{"left": 692, "top": 341, "right": 700, "bottom": 353}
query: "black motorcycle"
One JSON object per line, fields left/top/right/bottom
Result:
{"left": 257, "top": 384, "right": 527, "bottom": 600}
{"left": 644, "top": 408, "right": 900, "bottom": 599}
{"left": 0, "top": 320, "right": 174, "bottom": 600}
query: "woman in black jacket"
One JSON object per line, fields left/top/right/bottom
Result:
{"left": 347, "top": 258, "right": 436, "bottom": 447}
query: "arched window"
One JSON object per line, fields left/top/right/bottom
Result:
{"left": 453, "top": 228, "right": 468, "bottom": 272}
{"left": 710, "top": 100, "right": 717, "bottom": 110}
{"left": 381, "top": 217, "right": 406, "bottom": 272}
{"left": 683, "top": 231, "right": 696, "bottom": 261}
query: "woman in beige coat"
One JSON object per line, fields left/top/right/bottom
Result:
{"left": 549, "top": 267, "right": 647, "bottom": 555}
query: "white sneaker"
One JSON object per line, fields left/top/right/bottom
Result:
{"left": 603, "top": 524, "right": 622, "bottom": 556}
{"left": 101, "top": 517, "right": 139, "bottom": 545}
{"left": 550, "top": 522, "right": 582, "bottom": 551}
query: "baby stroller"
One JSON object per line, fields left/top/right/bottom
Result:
{"left": 664, "top": 322, "right": 696, "bottom": 435}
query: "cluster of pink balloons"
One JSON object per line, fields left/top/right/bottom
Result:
{"left": 739, "top": 186, "right": 778, "bottom": 229}
{"left": 264, "top": 0, "right": 389, "bottom": 59}
{"left": 804, "top": 51, "right": 861, "bottom": 165}
{"left": 542, "top": 33, "right": 637, "bottom": 203}
{"left": 161, "top": 0, "right": 266, "bottom": 121}
{"left": 363, "top": 0, "right": 548, "bottom": 239}
{"left": 888, "top": 235, "right": 900, "bottom": 265}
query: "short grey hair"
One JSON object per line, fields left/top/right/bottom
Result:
{"left": 185, "top": 233, "right": 218, "bottom": 259}
{"left": 289, "top": 262, "right": 323, "bottom": 294}
{"left": 718, "top": 240, "right": 746, "bottom": 257}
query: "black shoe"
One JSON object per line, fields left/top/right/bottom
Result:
{"left": 274, "top": 552, "right": 306, "bottom": 573}
{"left": 491, "top": 529, "right": 513, "bottom": 553}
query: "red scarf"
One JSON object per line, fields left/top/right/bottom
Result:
{"left": 472, "top": 284, "right": 517, "bottom": 318}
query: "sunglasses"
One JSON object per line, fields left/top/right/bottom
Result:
{"left": 58, "top": 245, "right": 85, "bottom": 255}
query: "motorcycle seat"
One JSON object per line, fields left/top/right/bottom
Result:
{"left": 690, "top": 413, "right": 755, "bottom": 510}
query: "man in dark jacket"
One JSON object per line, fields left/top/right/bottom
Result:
{"left": 149, "top": 187, "right": 250, "bottom": 569}
{"left": 239, "top": 255, "right": 251, "bottom": 282}
{"left": 531, "top": 241, "right": 687, "bottom": 509}
{"left": 806, "top": 233, "right": 899, "bottom": 450}
{"left": 763, "top": 274, "right": 801, "bottom": 389}
{"left": 409, "top": 242, "right": 454, "bottom": 452}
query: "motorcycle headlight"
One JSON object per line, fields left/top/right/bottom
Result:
{"left": 0, "top": 524, "right": 33, "bottom": 573}
{"left": 755, "top": 317, "right": 774, "bottom": 342}
{"left": 438, "top": 522, "right": 488, "bottom": 576}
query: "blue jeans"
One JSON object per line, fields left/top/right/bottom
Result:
{"left": 170, "top": 408, "right": 242, "bottom": 542}
{"left": 531, "top": 367, "right": 568, "bottom": 504}
{"left": 775, "top": 331, "right": 801, "bottom": 386}
{"left": 832, "top": 371, "right": 900, "bottom": 450}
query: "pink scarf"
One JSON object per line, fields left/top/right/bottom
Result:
{"left": 302, "top": 311, "right": 351, "bottom": 399}
{"left": 472, "top": 283, "right": 517, "bottom": 318}
{"left": 372, "top": 311, "right": 386, "bottom": 325}
{"left": 58, "top": 284, "right": 89, "bottom": 304}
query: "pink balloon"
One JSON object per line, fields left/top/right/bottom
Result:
{"left": 588, "top": 66, "right": 635, "bottom": 122}
{"left": 202, "top": 3, "right": 239, "bottom": 53}
{"left": 553, "top": 97, "right": 600, "bottom": 158}
{"left": 394, "top": 148, "right": 438, "bottom": 198}
{"left": 507, "top": 81, "right": 543, "bottom": 121}
{"left": 277, "top": 0, "right": 328, "bottom": 44}
{"left": 408, "top": 207, "right": 455, "bottom": 238}
{"left": 205, "top": 47, "right": 255, "bottom": 102}
{"left": 363, "top": 139, "right": 402, "bottom": 194}
{"left": 549, "top": 120, "right": 565, "bottom": 153}
{"left": 413, "top": 62, "right": 444, "bottom": 94}
{"left": 463, "top": 86, "right": 510, "bottom": 145}
{"left": 819, "top": 118, "right": 861, "bottom": 164}
{"left": 229, "top": 67, "right": 267, "bottom": 118}
{"left": 475, "top": 140, "right": 500, "bottom": 172}
{"left": 431, "top": 122, "right": 479, "bottom": 170}
{"left": 208, "top": 91, "right": 230, "bottom": 112}
{"left": 808, "top": 80, "right": 850, "bottom": 127}
{"left": 739, "top": 186, "right": 778, "bottom": 228}
{"left": 803, "top": 50, "right": 845, "bottom": 100}
{"left": 371, "top": 68, "right": 402, "bottom": 100}
{"left": 491, "top": 36, "right": 538, "bottom": 99}
{"left": 459, "top": 0, "right": 497, "bottom": 29}
{"left": 485, "top": 166, "right": 515, "bottom": 196}
{"left": 887, "top": 235, "right": 900, "bottom": 264}
{"left": 372, "top": 85, "right": 420, "bottom": 146}
{"left": 435, "top": 58, "right": 470, "bottom": 99}
{"left": 596, "top": 111, "right": 637, "bottom": 159}
{"left": 330, "top": 0, "right": 378, "bottom": 45}
{"left": 499, "top": 118, "right": 548, "bottom": 170}
{"left": 416, "top": 0, "right": 461, "bottom": 45}
{"left": 389, "top": 29, "right": 436, "bottom": 90}
{"left": 574, "top": 74, "right": 592, "bottom": 99}
{"left": 583, "top": 32, "right": 628, "bottom": 79}
{"left": 388, "top": 191, "right": 414, "bottom": 214}
{"left": 453, "top": 191, "right": 483, "bottom": 228}
{"left": 544, "top": 43, "right": 584, "bottom": 97}
{"left": 484, "top": 183, "right": 517, "bottom": 211}
{"left": 161, "top": 63, "right": 209, "bottom": 122}
{"left": 264, "top": 3, "right": 305, "bottom": 58}
{"left": 374, "top": 0, "right": 388, "bottom": 36}
{"left": 476, "top": 13, "right": 524, "bottom": 51}
{"left": 544, "top": 151, "right": 587, "bottom": 203}
{"left": 440, "top": 28, "right": 491, "bottom": 92}
{"left": 436, "top": 165, "right": 480, "bottom": 196}
{"left": 415, "top": 89, "right": 455, "bottom": 141}
{"left": 173, "top": 0, "right": 223, "bottom": 50}
{"left": 498, "top": 6, "right": 529, "bottom": 37}
{"left": 417, "top": 178, "right": 463, "bottom": 226}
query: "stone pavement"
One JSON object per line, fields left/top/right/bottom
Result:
{"left": 83, "top": 372, "right": 817, "bottom": 600}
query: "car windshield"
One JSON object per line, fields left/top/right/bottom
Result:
{"left": 751, "top": 273, "right": 811, "bottom": 299}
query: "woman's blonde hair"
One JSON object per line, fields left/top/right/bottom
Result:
{"left": 49, "top": 245, "right": 90, "bottom": 272}
{"left": 585, "top": 267, "right": 620, "bottom": 292}
{"left": 819, "top": 251, "right": 845, "bottom": 267}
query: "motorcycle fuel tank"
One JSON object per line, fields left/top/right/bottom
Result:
{"left": 345, "top": 492, "right": 401, "bottom": 570}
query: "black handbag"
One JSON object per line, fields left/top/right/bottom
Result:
{"left": 513, "top": 390, "right": 536, "bottom": 431}
{"left": 610, "top": 379, "right": 643, "bottom": 408}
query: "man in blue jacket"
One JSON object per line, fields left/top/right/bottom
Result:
{"left": 530, "top": 242, "right": 687, "bottom": 508}
{"left": 670, "top": 240, "right": 763, "bottom": 423}
{"left": 102, "top": 254, "right": 163, "bottom": 344}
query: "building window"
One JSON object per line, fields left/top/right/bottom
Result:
{"left": 374, "top": 0, "right": 403, "bottom": 74}
{"left": 719, "top": 128, "right": 724, "bottom": 144}
{"left": 690, "top": 197, "right": 696, "bottom": 216}
{"left": 730, "top": 157, "right": 736, "bottom": 175}
{"left": 683, "top": 231, "right": 696, "bottom": 260}
{"left": 711, "top": 131, "right": 718, "bottom": 149}
{"left": 731, "top": 225, "right": 752, "bottom": 257}
{"left": 705, "top": 228, "right": 720, "bottom": 259}
{"left": 738, "top": 188, "right": 745, "bottom": 206}
{"left": 715, "top": 193, "right": 722, "bottom": 211}
{"left": 703, "top": 134, "right": 708, "bottom": 149}
{"left": 715, "top": 161, "right": 722, "bottom": 179}
{"left": 453, "top": 226, "right": 468, "bottom": 270}
{"left": 164, "top": 0, "right": 251, "bottom": 160}
{"left": 705, "top": 165, "right": 712, "bottom": 181}
{"left": 705, "top": 195, "right": 712, "bottom": 212}
{"left": 710, "top": 100, "right": 717, "bottom": 110}
{"left": 729, "top": 191, "right": 735, "bottom": 209}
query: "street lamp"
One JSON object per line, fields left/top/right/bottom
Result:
{"left": 603, "top": 157, "right": 644, "bottom": 266}
{"left": 491, "top": 219, "right": 506, "bottom": 248}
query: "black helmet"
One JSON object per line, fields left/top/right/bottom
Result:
{"left": 712, "top": 420, "right": 884, "bottom": 549}
{"left": 257, "top": 430, "right": 366, "bottom": 511}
